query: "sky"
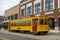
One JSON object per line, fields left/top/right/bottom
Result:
{"left": 0, "top": 0, "right": 21, "bottom": 16}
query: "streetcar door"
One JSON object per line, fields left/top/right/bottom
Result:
{"left": 32, "top": 19, "right": 38, "bottom": 33}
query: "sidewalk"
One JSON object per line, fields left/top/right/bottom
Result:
{"left": 49, "top": 30, "right": 59, "bottom": 33}
{"left": 48, "top": 30, "right": 60, "bottom": 35}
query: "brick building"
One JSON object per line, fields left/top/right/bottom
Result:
{"left": 5, "top": 4, "right": 20, "bottom": 20}
{"left": 19, "top": 0, "right": 60, "bottom": 30}
{"left": 5, "top": 0, "right": 60, "bottom": 30}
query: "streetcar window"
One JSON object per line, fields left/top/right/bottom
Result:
{"left": 40, "top": 19, "right": 43, "bottom": 25}
{"left": 44, "top": 19, "right": 48, "bottom": 25}
{"left": 11, "top": 20, "right": 31, "bottom": 26}
{"left": 19, "top": 20, "right": 31, "bottom": 26}
{"left": 12, "top": 22, "right": 16, "bottom": 26}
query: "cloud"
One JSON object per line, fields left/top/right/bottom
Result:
{"left": 0, "top": 10, "right": 4, "bottom": 16}
{"left": 0, "top": 0, "right": 20, "bottom": 16}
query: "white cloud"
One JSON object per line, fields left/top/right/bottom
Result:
{"left": 0, "top": 0, "right": 20, "bottom": 16}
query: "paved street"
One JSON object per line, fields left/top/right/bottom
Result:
{"left": 0, "top": 30, "right": 37, "bottom": 40}
{"left": 0, "top": 32, "right": 37, "bottom": 40}
{"left": 0, "top": 29, "right": 60, "bottom": 40}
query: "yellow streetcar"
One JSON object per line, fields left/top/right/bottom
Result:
{"left": 8, "top": 16, "right": 50, "bottom": 35}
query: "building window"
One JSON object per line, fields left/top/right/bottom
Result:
{"left": 58, "top": 0, "right": 60, "bottom": 8}
{"left": 21, "top": 9, "right": 25, "bottom": 17}
{"left": 15, "top": 14, "right": 18, "bottom": 19}
{"left": 20, "top": 0, "right": 26, "bottom": 3}
{"left": 35, "top": 3, "right": 40, "bottom": 14}
{"left": 8, "top": 16, "right": 10, "bottom": 20}
{"left": 45, "top": 0, "right": 54, "bottom": 11}
{"left": 27, "top": 6, "right": 32, "bottom": 15}
{"left": 11, "top": 15, "right": 14, "bottom": 20}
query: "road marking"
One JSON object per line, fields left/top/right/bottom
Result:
{"left": 0, "top": 37, "right": 9, "bottom": 40}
